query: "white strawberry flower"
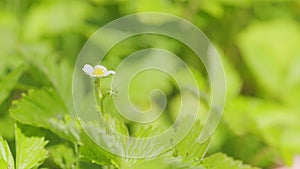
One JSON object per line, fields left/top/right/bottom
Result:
{"left": 82, "top": 64, "right": 115, "bottom": 78}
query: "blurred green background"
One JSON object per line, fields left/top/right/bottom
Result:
{"left": 1, "top": 0, "right": 300, "bottom": 168}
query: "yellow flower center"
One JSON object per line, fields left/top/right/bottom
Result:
{"left": 93, "top": 68, "right": 104, "bottom": 76}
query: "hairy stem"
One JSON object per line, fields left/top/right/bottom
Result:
{"left": 95, "top": 78, "right": 104, "bottom": 115}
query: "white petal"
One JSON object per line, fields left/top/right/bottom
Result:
{"left": 107, "top": 70, "right": 115, "bottom": 75}
{"left": 103, "top": 70, "right": 115, "bottom": 76}
{"left": 94, "top": 65, "right": 107, "bottom": 72}
{"left": 82, "top": 64, "right": 94, "bottom": 76}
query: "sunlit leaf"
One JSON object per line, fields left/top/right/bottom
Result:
{"left": 79, "top": 114, "right": 130, "bottom": 167}
{"left": 10, "top": 89, "right": 81, "bottom": 142}
{"left": 79, "top": 123, "right": 122, "bottom": 167}
{"left": 202, "top": 153, "right": 260, "bottom": 169}
{"left": 21, "top": 54, "right": 74, "bottom": 115}
{"left": 174, "top": 120, "right": 210, "bottom": 161}
{"left": 124, "top": 125, "right": 165, "bottom": 164}
{"left": 15, "top": 126, "right": 48, "bottom": 169}
{"left": 0, "top": 136, "right": 14, "bottom": 169}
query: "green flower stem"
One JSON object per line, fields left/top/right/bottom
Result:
{"left": 95, "top": 78, "right": 104, "bottom": 115}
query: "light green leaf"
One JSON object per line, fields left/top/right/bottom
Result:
{"left": 79, "top": 115, "right": 129, "bottom": 167}
{"left": 20, "top": 45, "right": 74, "bottom": 115}
{"left": 224, "top": 96, "right": 300, "bottom": 164}
{"left": 0, "top": 65, "right": 24, "bottom": 105}
{"left": 223, "top": 97, "right": 255, "bottom": 135}
{"left": 123, "top": 124, "right": 206, "bottom": 168}
{"left": 248, "top": 101, "right": 300, "bottom": 163}
{"left": 174, "top": 120, "right": 210, "bottom": 161}
{"left": 15, "top": 126, "right": 48, "bottom": 169}
{"left": 23, "top": 0, "right": 89, "bottom": 41}
{"left": 202, "top": 153, "right": 260, "bottom": 169}
{"left": 0, "top": 136, "right": 14, "bottom": 169}
{"left": 237, "top": 19, "right": 300, "bottom": 100}
{"left": 0, "top": 12, "right": 23, "bottom": 78}
{"left": 39, "top": 58, "right": 74, "bottom": 114}
{"left": 198, "top": 1, "right": 224, "bottom": 18}
{"left": 79, "top": 133, "right": 119, "bottom": 167}
{"left": 10, "top": 89, "right": 81, "bottom": 143}
{"left": 124, "top": 125, "right": 165, "bottom": 164}
{"left": 102, "top": 114, "right": 129, "bottom": 137}
{"left": 0, "top": 113, "right": 15, "bottom": 139}
{"left": 23, "top": 54, "right": 74, "bottom": 115}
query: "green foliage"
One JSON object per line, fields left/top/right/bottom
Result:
{"left": 48, "top": 144, "right": 78, "bottom": 169}
{"left": 129, "top": 157, "right": 204, "bottom": 169}
{"left": 15, "top": 126, "right": 48, "bottom": 169}
{"left": 21, "top": 54, "right": 75, "bottom": 114}
{"left": 1, "top": 0, "right": 300, "bottom": 168}
{"left": 0, "top": 126, "right": 48, "bottom": 169}
{"left": 79, "top": 118, "right": 125, "bottom": 167}
{"left": 237, "top": 19, "right": 300, "bottom": 102}
{"left": 0, "top": 136, "right": 14, "bottom": 169}
{"left": 10, "top": 89, "right": 81, "bottom": 143}
{"left": 174, "top": 120, "right": 210, "bottom": 160}
{"left": 201, "top": 153, "right": 260, "bottom": 169}
{"left": 0, "top": 66, "right": 24, "bottom": 105}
